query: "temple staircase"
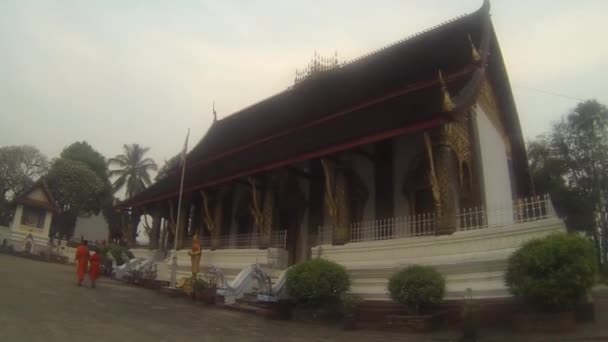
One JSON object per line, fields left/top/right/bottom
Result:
{"left": 213, "top": 264, "right": 291, "bottom": 314}
{"left": 214, "top": 264, "right": 260, "bottom": 304}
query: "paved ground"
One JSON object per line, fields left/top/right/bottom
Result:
{"left": 1, "top": 254, "right": 607, "bottom": 342}
{"left": 0, "top": 254, "right": 443, "bottom": 342}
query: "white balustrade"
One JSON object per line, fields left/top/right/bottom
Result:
{"left": 314, "top": 194, "right": 556, "bottom": 245}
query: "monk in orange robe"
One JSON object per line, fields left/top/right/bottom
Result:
{"left": 75, "top": 240, "right": 89, "bottom": 286}
{"left": 89, "top": 250, "right": 101, "bottom": 288}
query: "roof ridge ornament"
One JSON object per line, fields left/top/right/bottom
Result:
{"left": 294, "top": 51, "right": 340, "bottom": 85}
{"left": 212, "top": 101, "right": 217, "bottom": 122}
{"left": 438, "top": 70, "right": 455, "bottom": 112}
{"left": 468, "top": 34, "right": 482, "bottom": 64}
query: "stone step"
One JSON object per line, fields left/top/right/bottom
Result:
{"left": 218, "top": 303, "right": 259, "bottom": 315}
{"left": 235, "top": 293, "right": 260, "bottom": 307}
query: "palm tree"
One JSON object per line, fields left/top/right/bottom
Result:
{"left": 108, "top": 144, "right": 158, "bottom": 199}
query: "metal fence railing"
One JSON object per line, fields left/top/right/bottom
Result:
{"left": 181, "top": 229, "right": 288, "bottom": 250}
{"left": 313, "top": 194, "right": 556, "bottom": 245}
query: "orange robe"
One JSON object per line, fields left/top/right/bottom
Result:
{"left": 75, "top": 245, "right": 89, "bottom": 283}
{"left": 89, "top": 252, "right": 101, "bottom": 281}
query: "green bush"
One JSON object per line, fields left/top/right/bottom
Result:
{"left": 286, "top": 258, "right": 350, "bottom": 307}
{"left": 193, "top": 277, "right": 210, "bottom": 292}
{"left": 506, "top": 233, "right": 597, "bottom": 312}
{"left": 388, "top": 265, "right": 445, "bottom": 314}
{"left": 109, "top": 245, "right": 130, "bottom": 266}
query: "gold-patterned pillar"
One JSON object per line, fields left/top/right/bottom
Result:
{"left": 201, "top": 191, "right": 222, "bottom": 250}
{"left": 433, "top": 125, "right": 460, "bottom": 235}
{"left": 334, "top": 171, "right": 350, "bottom": 244}
{"left": 321, "top": 158, "right": 350, "bottom": 245}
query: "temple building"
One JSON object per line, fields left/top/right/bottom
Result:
{"left": 120, "top": 1, "right": 563, "bottom": 301}
{"left": 7, "top": 181, "right": 59, "bottom": 254}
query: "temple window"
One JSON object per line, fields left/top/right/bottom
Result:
{"left": 21, "top": 205, "right": 46, "bottom": 228}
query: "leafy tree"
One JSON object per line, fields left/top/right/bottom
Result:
{"left": 0, "top": 145, "right": 48, "bottom": 225}
{"left": 61, "top": 141, "right": 114, "bottom": 212}
{"left": 49, "top": 141, "right": 113, "bottom": 240}
{"left": 46, "top": 158, "right": 105, "bottom": 238}
{"left": 108, "top": 144, "right": 158, "bottom": 199}
{"left": 60, "top": 141, "right": 109, "bottom": 181}
{"left": 108, "top": 144, "right": 158, "bottom": 245}
{"left": 528, "top": 100, "right": 608, "bottom": 264}
{"left": 527, "top": 137, "right": 595, "bottom": 234}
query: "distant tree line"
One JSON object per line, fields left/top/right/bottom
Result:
{"left": 0, "top": 141, "right": 164, "bottom": 245}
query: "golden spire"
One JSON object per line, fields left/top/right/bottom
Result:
{"left": 468, "top": 34, "right": 481, "bottom": 64}
{"left": 438, "top": 70, "right": 455, "bottom": 112}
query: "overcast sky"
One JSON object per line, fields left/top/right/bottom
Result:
{"left": 1, "top": 0, "right": 607, "bottom": 177}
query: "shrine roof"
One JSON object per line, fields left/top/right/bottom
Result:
{"left": 118, "top": 0, "right": 529, "bottom": 209}
{"left": 15, "top": 180, "right": 60, "bottom": 213}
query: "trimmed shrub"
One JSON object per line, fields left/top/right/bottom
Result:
{"left": 193, "top": 277, "right": 210, "bottom": 292}
{"left": 109, "top": 245, "right": 131, "bottom": 266}
{"left": 506, "top": 233, "right": 597, "bottom": 312}
{"left": 286, "top": 258, "right": 350, "bottom": 307}
{"left": 388, "top": 265, "right": 445, "bottom": 314}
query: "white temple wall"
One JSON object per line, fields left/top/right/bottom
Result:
{"left": 474, "top": 106, "right": 514, "bottom": 226}
{"left": 9, "top": 204, "right": 52, "bottom": 253}
{"left": 313, "top": 218, "right": 564, "bottom": 300}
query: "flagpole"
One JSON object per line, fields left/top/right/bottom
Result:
{"left": 170, "top": 128, "right": 190, "bottom": 288}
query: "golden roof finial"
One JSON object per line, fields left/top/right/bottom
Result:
{"left": 438, "top": 70, "right": 455, "bottom": 112}
{"left": 468, "top": 34, "right": 481, "bottom": 64}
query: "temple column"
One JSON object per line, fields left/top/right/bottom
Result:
{"left": 150, "top": 204, "right": 162, "bottom": 249}
{"left": 428, "top": 70, "right": 469, "bottom": 235}
{"left": 260, "top": 185, "right": 274, "bottom": 249}
{"left": 308, "top": 160, "right": 325, "bottom": 239}
{"left": 166, "top": 199, "right": 178, "bottom": 250}
{"left": 212, "top": 193, "right": 224, "bottom": 250}
{"left": 248, "top": 178, "right": 273, "bottom": 249}
{"left": 129, "top": 208, "right": 142, "bottom": 247}
{"left": 201, "top": 190, "right": 222, "bottom": 250}
{"left": 176, "top": 198, "right": 190, "bottom": 249}
{"left": 159, "top": 218, "right": 168, "bottom": 251}
{"left": 321, "top": 158, "right": 350, "bottom": 245}
{"left": 434, "top": 146, "right": 459, "bottom": 234}
{"left": 334, "top": 171, "right": 350, "bottom": 244}
{"left": 374, "top": 140, "right": 394, "bottom": 219}
{"left": 433, "top": 126, "right": 460, "bottom": 235}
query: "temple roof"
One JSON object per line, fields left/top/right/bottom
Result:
{"left": 118, "top": 0, "right": 529, "bottom": 209}
{"left": 16, "top": 180, "right": 60, "bottom": 213}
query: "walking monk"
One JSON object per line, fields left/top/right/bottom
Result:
{"left": 75, "top": 240, "right": 89, "bottom": 286}
{"left": 89, "top": 249, "right": 101, "bottom": 288}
